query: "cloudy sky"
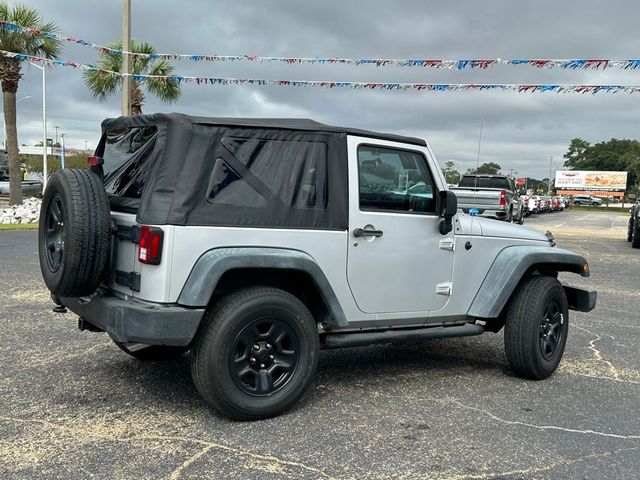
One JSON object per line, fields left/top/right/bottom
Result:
{"left": 9, "top": 0, "right": 640, "bottom": 178}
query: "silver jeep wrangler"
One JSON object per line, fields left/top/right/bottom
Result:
{"left": 39, "top": 114, "right": 596, "bottom": 420}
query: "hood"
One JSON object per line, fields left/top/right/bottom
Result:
{"left": 458, "top": 215, "right": 550, "bottom": 242}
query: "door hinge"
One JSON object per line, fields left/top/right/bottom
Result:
{"left": 439, "top": 238, "right": 455, "bottom": 251}
{"left": 116, "top": 225, "right": 140, "bottom": 244}
{"left": 436, "top": 282, "right": 453, "bottom": 296}
{"left": 115, "top": 270, "right": 141, "bottom": 292}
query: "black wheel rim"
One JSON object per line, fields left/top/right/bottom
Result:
{"left": 229, "top": 318, "right": 300, "bottom": 396}
{"left": 539, "top": 301, "right": 564, "bottom": 360}
{"left": 45, "top": 195, "right": 65, "bottom": 272}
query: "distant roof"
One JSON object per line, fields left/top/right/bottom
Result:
{"left": 101, "top": 113, "right": 427, "bottom": 147}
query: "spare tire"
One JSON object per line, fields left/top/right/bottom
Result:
{"left": 38, "top": 169, "right": 111, "bottom": 297}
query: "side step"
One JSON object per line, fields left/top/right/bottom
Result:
{"left": 324, "top": 323, "right": 485, "bottom": 349}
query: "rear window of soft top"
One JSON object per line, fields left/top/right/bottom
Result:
{"left": 103, "top": 126, "right": 158, "bottom": 199}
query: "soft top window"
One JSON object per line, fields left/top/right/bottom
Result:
{"left": 222, "top": 137, "right": 328, "bottom": 209}
{"left": 103, "top": 126, "right": 158, "bottom": 199}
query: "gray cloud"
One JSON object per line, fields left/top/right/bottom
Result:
{"left": 9, "top": 0, "right": 640, "bottom": 178}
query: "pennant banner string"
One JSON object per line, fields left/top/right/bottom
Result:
{"left": 2, "top": 21, "right": 640, "bottom": 71}
{"left": 5, "top": 50, "right": 640, "bottom": 94}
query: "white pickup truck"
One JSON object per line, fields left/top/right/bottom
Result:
{"left": 451, "top": 174, "right": 525, "bottom": 224}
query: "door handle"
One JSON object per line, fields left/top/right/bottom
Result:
{"left": 353, "top": 228, "right": 384, "bottom": 238}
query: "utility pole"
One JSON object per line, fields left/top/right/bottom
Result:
{"left": 54, "top": 126, "right": 59, "bottom": 146}
{"left": 548, "top": 156, "right": 554, "bottom": 195}
{"left": 121, "top": 0, "right": 132, "bottom": 116}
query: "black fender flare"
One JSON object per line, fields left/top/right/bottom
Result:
{"left": 177, "top": 247, "right": 348, "bottom": 326}
{"left": 467, "top": 245, "right": 591, "bottom": 319}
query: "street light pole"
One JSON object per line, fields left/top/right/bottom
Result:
{"left": 28, "top": 62, "right": 48, "bottom": 189}
{"left": 121, "top": 0, "right": 132, "bottom": 116}
{"left": 60, "top": 133, "right": 66, "bottom": 169}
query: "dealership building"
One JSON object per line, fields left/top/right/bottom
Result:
{"left": 554, "top": 171, "right": 628, "bottom": 199}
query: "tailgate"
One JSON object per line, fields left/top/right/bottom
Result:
{"left": 451, "top": 188, "right": 502, "bottom": 210}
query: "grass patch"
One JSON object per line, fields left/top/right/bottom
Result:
{"left": 568, "top": 206, "right": 630, "bottom": 215}
{"left": 0, "top": 223, "right": 39, "bottom": 231}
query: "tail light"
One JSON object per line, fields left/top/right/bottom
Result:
{"left": 138, "top": 226, "right": 164, "bottom": 265}
{"left": 499, "top": 190, "right": 507, "bottom": 207}
{"left": 87, "top": 156, "right": 103, "bottom": 166}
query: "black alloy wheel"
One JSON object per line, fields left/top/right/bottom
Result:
{"left": 190, "top": 287, "right": 319, "bottom": 421}
{"left": 539, "top": 301, "right": 565, "bottom": 360}
{"left": 504, "top": 275, "right": 569, "bottom": 380}
{"left": 229, "top": 318, "right": 300, "bottom": 396}
{"left": 44, "top": 194, "right": 65, "bottom": 272}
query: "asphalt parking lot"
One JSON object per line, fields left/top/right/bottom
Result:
{"left": 1, "top": 209, "right": 638, "bottom": 479}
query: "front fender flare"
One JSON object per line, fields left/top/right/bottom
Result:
{"left": 467, "top": 245, "right": 590, "bottom": 319}
{"left": 177, "top": 247, "right": 348, "bottom": 326}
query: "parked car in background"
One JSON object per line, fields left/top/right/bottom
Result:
{"left": 538, "top": 196, "right": 551, "bottom": 212}
{"left": 628, "top": 200, "right": 640, "bottom": 248}
{"left": 573, "top": 195, "right": 603, "bottom": 207}
{"left": 556, "top": 197, "right": 567, "bottom": 210}
{"left": 451, "top": 174, "right": 525, "bottom": 223}
{"left": 527, "top": 195, "right": 541, "bottom": 214}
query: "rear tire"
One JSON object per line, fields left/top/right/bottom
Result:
{"left": 114, "top": 341, "right": 189, "bottom": 361}
{"left": 628, "top": 218, "right": 634, "bottom": 242}
{"left": 38, "top": 169, "right": 111, "bottom": 297}
{"left": 504, "top": 276, "right": 569, "bottom": 380}
{"left": 190, "top": 287, "right": 319, "bottom": 421}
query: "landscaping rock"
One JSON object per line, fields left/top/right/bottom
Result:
{"left": 0, "top": 197, "right": 42, "bottom": 224}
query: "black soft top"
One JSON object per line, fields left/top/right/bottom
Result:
{"left": 101, "top": 113, "right": 427, "bottom": 147}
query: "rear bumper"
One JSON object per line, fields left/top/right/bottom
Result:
{"left": 59, "top": 290, "right": 204, "bottom": 346}
{"left": 460, "top": 207, "right": 506, "bottom": 217}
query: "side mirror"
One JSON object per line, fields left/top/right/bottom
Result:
{"left": 438, "top": 190, "right": 457, "bottom": 235}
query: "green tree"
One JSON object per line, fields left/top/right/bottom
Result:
{"left": 466, "top": 162, "right": 502, "bottom": 175}
{"left": 0, "top": 2, "right": 61, "bottom": 205}
{"left": 443, "top": 160, "right": 461, "bottom": 185}
{"left": 563, "top": 138, "right": 590, "bottom": 168}
{"left": 83, "top": 40, "right": 181, "bottom": 115}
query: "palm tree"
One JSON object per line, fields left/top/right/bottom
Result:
{"left": 0, "top": 3, "right": 61, "bottom": 205}
{"left": 84, "top": 40, "right": 181, "bottom": 116}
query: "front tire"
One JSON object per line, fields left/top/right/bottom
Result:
{"left": 191, "top": 287, "right": 319, "bottom": 421}
{"left": 628, "top": 218, "right": 634, "bottom": 242}
{"left": 504, "top": 276, "right": 569, "bottom": 380}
